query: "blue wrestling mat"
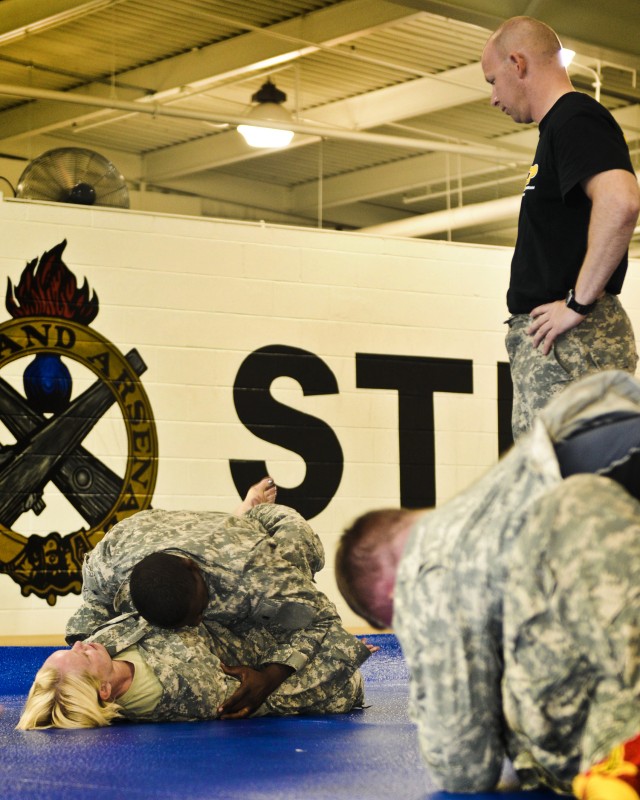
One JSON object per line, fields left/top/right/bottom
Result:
{"left": 0, "top": 635, "right": 556, "bottom": 800}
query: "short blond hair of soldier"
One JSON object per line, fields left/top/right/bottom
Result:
{"left": 16, "top": 666, "right": 123, "bottom": 730}
{"left": 336, "top": 508, "right": 419, "bottom": 629}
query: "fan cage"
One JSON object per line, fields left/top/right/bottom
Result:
{"left": 16, "top": 148, "right": 130, "bottom": 209}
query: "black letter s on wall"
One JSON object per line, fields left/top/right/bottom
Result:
{"left": 230, "top": 345, "right": 343, "bottom": 520}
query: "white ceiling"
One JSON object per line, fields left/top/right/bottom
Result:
{"left": 0, "top": 0, "right": 639, "bottom": 251}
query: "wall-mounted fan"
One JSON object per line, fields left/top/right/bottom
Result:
{"left": 16, "top": 147, "right": 129, "bottom": 208}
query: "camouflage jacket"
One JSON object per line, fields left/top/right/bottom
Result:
{"left": 91, "top": 623, "right": 237, "bottom": 722}
{"left": 87, "top": 618, "right": 366, "bottom": 722}
{"left": 68, "top": 503, "right": 370, "bottom": 672}
{"left": 503, "top": 473, "right": 640, "bottom": 791}
{"left": 393, "top": 370, "right": 640, "bottom": 792}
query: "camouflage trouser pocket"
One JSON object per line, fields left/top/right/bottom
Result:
{"left": 505, "top": 318, "right": 573, "bottom": 438}
{"left": 552, "top": 325, "right": 600, "bottom": 378}
{"left": 505, "top": 295, "right": 638, "bottom": 439}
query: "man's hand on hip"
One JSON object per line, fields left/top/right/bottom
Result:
{"left": 527, "top": 300, "right": 585, "bottom": 355}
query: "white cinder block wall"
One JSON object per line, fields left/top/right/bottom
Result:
{"left": 0, "top": 197, "right": 638, "bottom": 637}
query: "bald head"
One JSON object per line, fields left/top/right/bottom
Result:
{"left": 482, "top": 16, "right": 572, "bottom": 124}
{"left": 487, "top": 16, "right": 562, "bottom": 65}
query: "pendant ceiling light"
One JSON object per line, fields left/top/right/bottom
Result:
{"left": 237, "top": 80, "right": 295, "bottom": 149}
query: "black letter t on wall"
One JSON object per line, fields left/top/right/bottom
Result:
{"left": 356, "top": 354, "right": 473, "bottom": 508}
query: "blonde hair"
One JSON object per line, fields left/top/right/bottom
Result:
{"left": 16, "top": 666, "right": 123, "bottom": 730}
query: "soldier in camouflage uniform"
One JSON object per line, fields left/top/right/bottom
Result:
{"left": 336, "top": 370, "right": 640, "bottom": 795}
{"left": 67, "top": 500, "right": 371, "bottom": 717}
{"left": 18, "top": 611, "right": 365, "bottom": 728}
{"left": 481, "top": 17, "right": 640, "bottom": 441}
{"left": 502, "top": 473, "right": 640, "bottom": 794}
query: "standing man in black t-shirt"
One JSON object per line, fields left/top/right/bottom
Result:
{"left": 482, "top": 16, "right": 640, "bottom": 439}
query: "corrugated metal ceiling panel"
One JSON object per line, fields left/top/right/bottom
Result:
{"left": 347, "top": 13, "right": 488, "bottom": 73}
{"left": 214, "top": 137, "right": 420, "bottom": 186}
{"left": 0, "top": 0, "right": 346, "bottom": 90}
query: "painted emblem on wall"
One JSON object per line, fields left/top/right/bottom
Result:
{"left": 0, "top": 241, "right": 157, "bottom": 604}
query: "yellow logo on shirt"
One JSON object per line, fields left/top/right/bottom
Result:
{"left": 524, "top": 164, "right": 538, "bottom": 193}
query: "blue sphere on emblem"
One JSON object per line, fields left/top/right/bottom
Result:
{"left": 23, "top": 354, "right": 72, "bottom": 414}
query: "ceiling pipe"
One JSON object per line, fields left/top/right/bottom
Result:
{"left": 0, "top": 0, "right": 127, "bottom": 46}
{"left": 361, "top": 194, "right": 522, "bottom": 237}
{"left": 0, "top": 83, "right": 529, "bottom": 162}
{"left": 363, "top": 163, "right": 640, "bottom": 237}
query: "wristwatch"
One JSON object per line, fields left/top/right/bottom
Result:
{"left": 565, "top": 289, "right": 597, "bottom": 315}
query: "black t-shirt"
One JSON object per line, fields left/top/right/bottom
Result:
{"left": 507, "top": 92, "right": 635, "bottom": 314}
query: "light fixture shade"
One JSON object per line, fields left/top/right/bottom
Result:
{"left": 238, "top": 81, "right": 294, "bottom": 148}
{"left": 238, "top": 125, "right": 294, "bottom": 148}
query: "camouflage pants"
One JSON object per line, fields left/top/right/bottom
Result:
{"left": 506, "top": 294, "right": 638, "bottom": 440}
{"left": 269, "top": 522, "right": 324, "bottom": 580}
{"left": 503, "top": 474, "right": 640, "bottom": 791}
{"left": 206, "top": 618, "right": 366, "bottom": 716}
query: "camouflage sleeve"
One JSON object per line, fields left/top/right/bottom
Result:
{"left": 64, "top": 548, "right": 120, "bottom": 642}
{"left": 226, "top": 506, "right": 352, "bottom": 670}
{"left": 407, "top": 627, "right": 504, "bottom": 790}
{"left": 245, "top": 544, "right": 353, "bottom": 671}
{"left": 245, "top": 503, "right": 307, "bottom": 531}
{"left": 241, "top": 503, "right": 355, "bottom": 671}
{"left": 205, "top": 617, "right": 368, "bottom": 716}
{"left": 396, "top": 570, "right": 505, "bottom": 792}
{"left": 62, "top": 542, "right": 126, "bottom": 643}
{"left": 79, "top": 528, "right": 129, "bottom": 605}
{"left": 128, "top": 627, "right": 237, "bottom": 722}
{"left": 65, "top": 595, "right": 115, "bottom": 643}
{"left": 504, "top": 474, "right": 640, "bottom": 780}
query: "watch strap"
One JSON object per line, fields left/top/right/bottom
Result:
{"left": 566, "top": 289, "right": 597, "bottom": 315}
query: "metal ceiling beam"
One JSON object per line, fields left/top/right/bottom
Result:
{"left": 289, "top": 128, "right": 538, "bottom": 210}
{"left": 135, "top": 53, "right": 526, "bottom": 185}
{"left": 361, "top": 161, "right": 640, "bottom": 238}
{"left": 302, "top": 62, "right": 488, "bottom": 128}
{"left": 143, "top": 0, "right": 421, "bottom": 102}
{"left": 141, "top": 132, "right": 318, "bottom": 182}
{"left": 151, "top": 173, "right": 292, "bottom": 214}
{"left": 0, "top": 0, "right": 415, "bottom": 141}
{"left": 0, "top": 84, "right": 528, "bottom": 181}
{"left": 0, "top": 0, "right": 121, "bottom": 42}
{"left": 388, "top": 0, "right": 640, "bottom": 67}
{"left": 140, "top": 62, "right": 531, "bottom": 182}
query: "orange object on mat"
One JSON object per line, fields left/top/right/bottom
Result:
{"left": 574, "top": 735, "right": 640, "bottom": 800}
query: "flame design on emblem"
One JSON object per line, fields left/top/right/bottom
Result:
{"left": 5, "top": 239, "right": 99, "bottom": 324}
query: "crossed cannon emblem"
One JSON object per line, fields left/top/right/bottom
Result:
{"left": 0, "top": 242, "right": 157, "bottom": 604}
